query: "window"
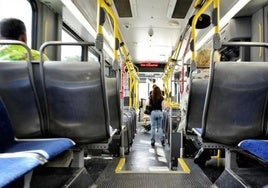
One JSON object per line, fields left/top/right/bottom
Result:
{"left": 61, "top": 29, "right": 98, "bottom": 62}
{"left": 0, "top": 0, "right": 32, "bottom": 47}
{"left": 61, "top": 29, "right": 81, "bottom": 61}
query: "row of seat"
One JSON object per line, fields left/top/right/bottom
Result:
{"left": 0, "top": 41, "right": 126, "bottom": 146}
{"left": 0, "top": 41, "right": 130, "bottom": 186}
{"left": 163, "top": 107, "right": 180, "bottom": 145}
{"left": 0, "top": 42, "right": 75, "bottom": 187}
{"left": 185, "top": 60, "right": 268, "bottom": 186}
{"left": 0, "top": 96, "right": 75, "bottom": 187}
{"left": 186, "top": 62, "right": 268, "bottom": 151}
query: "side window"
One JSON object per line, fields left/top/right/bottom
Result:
{"left": 61, "top": 29, "right": 98, "bottom": 62}
{"left": 61, "top": 29, "right": 82, "bottom": 61}
{"left": 0, "top": 0, "right": 32, "bottom": 47}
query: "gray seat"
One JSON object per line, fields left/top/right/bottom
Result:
{"left": 106, "top": 77, "right": 121, "bottom": 130}
{"left": 202, "top": 62, "right": 268, "bottom": 145}
{"left": 186, "top": 79, "right": 208, "bottom": 133}
{"left": 42, "top": 60, "right": 110, "bottom": 144}
{"left": 0, "top": 42, "right": 43, "bottom": 138}
{"left": 38, "top": 42, "right": 111, "bottom": 145}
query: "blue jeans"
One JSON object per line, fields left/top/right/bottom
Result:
{"left": 150, "top": 110, "right": 164, "bottom": 143}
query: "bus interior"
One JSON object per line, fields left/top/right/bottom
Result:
{"left": 0, "top": 0, "right": 268, "bottom": 187}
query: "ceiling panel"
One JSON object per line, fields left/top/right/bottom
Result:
{"left": 113, "top": 0, "right": 132, "bottom": 17}
{"left": 172, "top": 0, "right": 193, "bottom": 18}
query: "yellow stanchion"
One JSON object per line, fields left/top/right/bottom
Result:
{"left": 97, "top": 0, "right": 139, "bottom": 110}
{"left": 191, "top": 0, "right": 221, "bottom": 61}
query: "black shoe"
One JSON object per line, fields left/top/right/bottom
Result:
{"left": 161, "top": 140, "right": 165, "bottom": 147}
{"left": 151, "top": 142, "right": 155, "bottom": 147}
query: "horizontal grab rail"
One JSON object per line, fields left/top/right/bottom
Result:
{"left": 222, "top": 42, "right": 268, "bottom": 48}
{"left": 39, "top": 41, "right": 96, "bottom": 63}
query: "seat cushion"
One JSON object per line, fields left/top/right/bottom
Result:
{"left": 4, "top": 138, "right": 75, "bottom": 160}
{"left": 239, "top": 139, "right": 268, "bottom": 162}
{"left": 0, "top": 155, "right": 41, "bottom": 187}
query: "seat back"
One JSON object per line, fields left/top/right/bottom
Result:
{"left": 38, "top": 42, "right": 111, "bottom": 144}
{"left": 163, "top": 109, "right": 170, "bottom": 136}
{"left": 0, "top": 42, "right": 42, "bottom": 138}
{"left": 128, "top": 108, "right": 137, "bottom": 137}
{"left": 186, "top": 79, "right": 208, "bottom": 132}
{"left": 202, "top": 62, "right": 268, "bottom": 145}
{"left": 123, "top": 112, "right": 132, "bottom": 145}
{"left": 42, "top": 60, "right": 110, "bottom": 144}
{"left": 106, "top": 77, "right": 121, "bottom": 130}
{"left": 0, "top": 97, "right": 15, "bottom": 152}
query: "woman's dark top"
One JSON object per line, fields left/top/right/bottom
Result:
{"left": 149, "top": 97, "right": 164, "bottom": 111}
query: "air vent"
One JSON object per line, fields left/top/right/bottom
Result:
{"left": 172, "top": 0, "right": 192, "bottom": 18}
{"left": 113, "top": 0, "right": 132, "bottom": 17}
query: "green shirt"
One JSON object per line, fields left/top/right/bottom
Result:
{"left": 0, "top": 45, "right": 49, "bottom": 61}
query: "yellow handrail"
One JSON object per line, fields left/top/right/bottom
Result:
{"left": 97, "top": 0, "right": 139, "bottom": 110}
{"left": 97, "top": 0, "right": 119, "bottom": 63}
{"left": 162, "top": 0, "right": 220, "bottom": 108}
{"left": 191, "top": 0, "right": 220, "bottom": 61}
{"left": 191, "top": 0, "right": 214, "bottom": 61}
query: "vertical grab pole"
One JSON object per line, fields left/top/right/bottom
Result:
{"left": 213, "top": 0, "right": 221, "bottom": 50}
{"left": 96, "top": 0, "right": 105, "bottom": 50}
{"left": 98, "top": 0, "right": 120, "bottom": 69}
{"left": 190, "top": 0, "right": 214, "bottom": 63}
{"left": 120, "top": 63, "right": 125, "bottom": 157}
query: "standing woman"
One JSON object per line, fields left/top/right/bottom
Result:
{"left": 150, "top": 86, "right": 166, "bottom": 147}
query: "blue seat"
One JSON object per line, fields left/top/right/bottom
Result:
{"left": 3, "top": 138, "right": 74, "bottom": 160}
{"left": 239, "top": 139, "right": 268, "bottom": 163}
{"left": 0, "top": 97, "right": 75, "bottom": 160}
{"left": 0, "top": 153, "right": 44, "bottom": 188}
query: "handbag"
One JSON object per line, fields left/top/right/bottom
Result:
{"left": 144, "top": 105, "right": 152, "bottom": 115}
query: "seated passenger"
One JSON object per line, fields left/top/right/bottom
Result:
{"left": 178, "top": 49, "right": 221, "bottom": 132}
{"left": 0, "top": 18, "right": 49, "bottom": 61}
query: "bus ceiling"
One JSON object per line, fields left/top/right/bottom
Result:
{"left": 42, "top": 0, "right": 268, "bottom": 65}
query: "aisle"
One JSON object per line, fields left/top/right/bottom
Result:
{"left": 91, "top": 122, "right": 213, "bottom": 187}
{"left": 123, "top": 122, "right": 171, "bottom": 172}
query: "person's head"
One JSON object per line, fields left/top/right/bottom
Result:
{"left": 152, "top": 86, "right": 163, "bottom": 102}
{"left": 196, "top": 49, "right": 220, "bottom": 68}
{"left": 0, "top": 18, "right": 27, "bottom": 43}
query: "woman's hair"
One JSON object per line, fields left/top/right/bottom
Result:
{"left": 152, "top": 86, "right": 163, "bottom": 103}
{"left": 196, "top": 49, "right": 220, "bottom": 67}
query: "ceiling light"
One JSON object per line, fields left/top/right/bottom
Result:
{"left": 166, "top": 0, "right": 177, "bottom": 18}
{"left": 129, "top": 0, "right": 138, "bottom": 17}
